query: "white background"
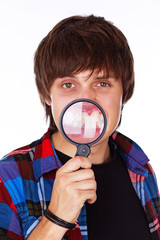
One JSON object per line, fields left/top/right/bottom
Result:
{"left": 0, "top": 0, "right": 160, "bottom": 185}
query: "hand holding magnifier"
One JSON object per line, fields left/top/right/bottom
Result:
{"left": 59, "top": 99, "right": 107, "bottom": 157}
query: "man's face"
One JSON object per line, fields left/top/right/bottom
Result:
{"left": 48, "top": 69, "right": 123, "bottom": 143}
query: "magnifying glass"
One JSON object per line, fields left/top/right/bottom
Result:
{"left": 59, "top": 99, "right": 107, "bottom": 157}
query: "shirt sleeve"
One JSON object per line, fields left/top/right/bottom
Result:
{"left": 144, "top": 163, "right": 160, "bottom": 238}
{"left": 0, "top": 177, "right": 24, "bottom": 239}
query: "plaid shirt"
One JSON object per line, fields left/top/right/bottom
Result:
{"left": 0, "top": 130, "right": 160, "bottom": 239}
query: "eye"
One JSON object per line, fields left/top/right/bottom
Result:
{"left": 62, "top": 83, "right": 75, "bottom": 89}
{"left": 97, "top": 82, "right": 110, "bottom": 87}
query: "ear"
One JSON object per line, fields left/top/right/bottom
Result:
{"left": 45, "top": 97, "right": 51, "bottom": 106}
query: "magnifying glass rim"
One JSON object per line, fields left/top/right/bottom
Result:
{"left": 59, "top": 98, "right": 107, "bottom": 147}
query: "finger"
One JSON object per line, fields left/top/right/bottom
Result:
{"left": 55, "top": 169, "right": 95, "bottom": 191}
{"left": 71, "top": 179, "right": 97, "bottom": 191}
{"left": 58, "top": 156, "right": 92, "bottom": 174}
{"left": 67, "top": 189, "right": 97, "bottom": 207}
{"left": 82, "top": 189, "right": 97, "bottom": 204}
{"left": 65, "top": 168, "right": 95, "bottom": 183}
{"left": 87, "top": 196, "right": 97, "bottom": 204}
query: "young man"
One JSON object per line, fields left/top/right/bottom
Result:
{"left": 0, "top": 15, "right": 159, "bottom": 240}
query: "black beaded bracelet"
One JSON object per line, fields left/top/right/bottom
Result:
{"left": 44, "top": 209, "right": 77, "bottom": 230}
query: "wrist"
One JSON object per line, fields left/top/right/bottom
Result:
{"left": 42, "top": 215, "right": 67, "bottom": 237}
{"left": 44, "top": 209, "right": 77, "bottom": 230}
{"left": 28, "top": 216, "right": 67, "bottom": 240}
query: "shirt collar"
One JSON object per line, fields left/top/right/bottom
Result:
{"left": 110, "top": 131, "right": 149, "bottom": 177}
{"left": 33, "top": 129, "right": 149, "bottom": 181}
{"left": 33, "top": 130, "right": 62, "bottom": 181}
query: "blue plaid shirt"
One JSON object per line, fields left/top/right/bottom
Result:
{"left": 0, "top": 130, "right": 160, "bottom": 239}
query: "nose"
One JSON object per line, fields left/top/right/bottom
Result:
{"left": 79, "top": 87, "right": 95, "bottom": 101}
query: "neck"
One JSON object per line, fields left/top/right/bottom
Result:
{"left": 88, "top": 140, "right": 111, "bottom": 164}
{"left": 51, "top": 131, "right": 111, "bottom": 165}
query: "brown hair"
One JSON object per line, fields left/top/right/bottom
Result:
{"left": 34, "top": 15, "right": 134, "bottom": 131}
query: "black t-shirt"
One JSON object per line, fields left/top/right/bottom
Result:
{"left": 55, "top": 147, "right": 151, "bottom": 240}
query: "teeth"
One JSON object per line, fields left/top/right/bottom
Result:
{"left": 82, "top": 111, "right": 104, "bottom": 136}
{"left": 90, "top": 111, "right": 104, "bottom": 130}
{"left": 63, "top": 111, "right": 82, "bottom": 130}
{"left": 63, "top": 110, "right": 104, "bottom": 133}
{"left": 72, "top": 112, "right": 82, "bottom": 127}
{"left": 98, "top": 115, "right": 104, "bottom": 130}
{"left": 83, "top": 114, "right": 96, "bottom": 138}
{"left": 63, "top": 111, "right": 74, "bottom": 124}
{"left": 63, "top": 111, "right": 82, "bottom": 134}
{"left": 90, "top": 111, "right": 99, "bottom": 122}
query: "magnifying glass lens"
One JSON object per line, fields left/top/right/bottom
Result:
{"left": 62, "top": 101, "right": 105, "bottom": 144}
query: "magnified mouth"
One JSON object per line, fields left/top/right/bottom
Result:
{"left": 82, "top": 111, "right": 103, "bottom": 129}
{"left": 63, "top": 110, "right": 104, "bottom": 140}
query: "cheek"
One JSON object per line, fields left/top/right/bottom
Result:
{"left": 51, "top": 105, "right": 60, "bottom": 129}
{"left": 50, "top": 98, "right": 63, "bottom": 129}
{"left": 50, "top": 96, "right": 73, "bottom": 129}
{"left": 103, "top": 96, "right": 122, "bottom": 130}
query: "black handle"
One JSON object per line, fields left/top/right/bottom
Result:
{"left": 75, "top": 144, "right": 91, "bottom": 157}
